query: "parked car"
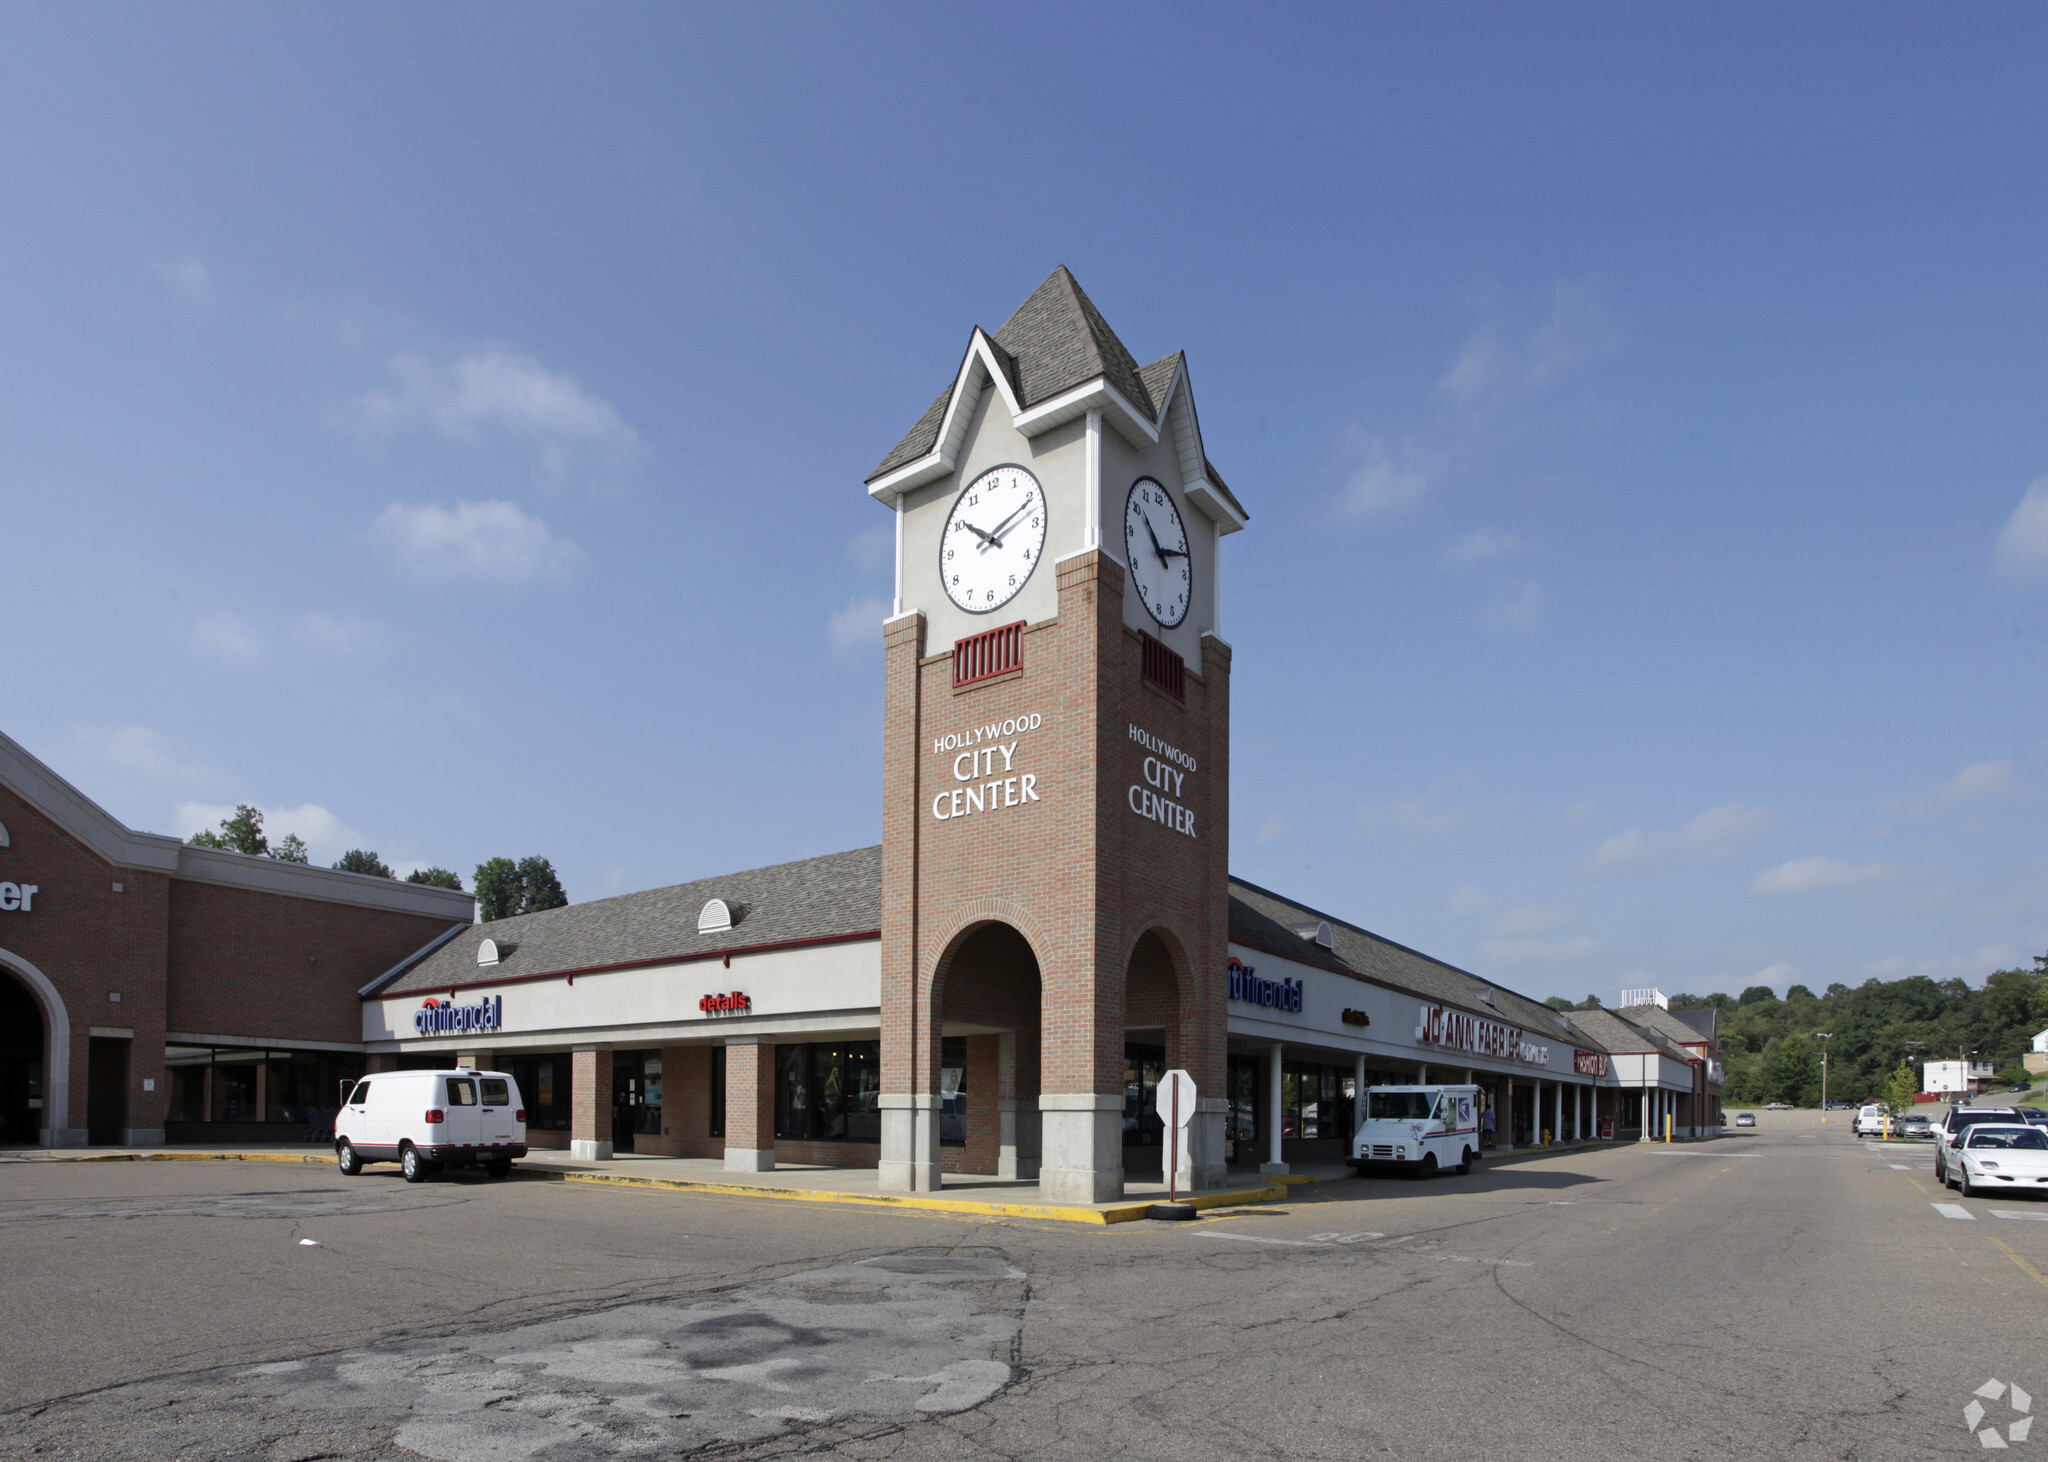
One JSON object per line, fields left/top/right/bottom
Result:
{"left": 1764, "top": 1102, "right": 1793, "bottom": 1110}
{"left": 1896, "top": 1113, "right": 1935, "bottom": 1139}
{"left": 2013, "top": 1083, "right": 2034, "bottom": 1093}
{"left": 1734, "top": 1112, "right": 1757, "bottom": 1128}
{"left": 335, "top": 1068, "right": 528, "bottom": 1182}
{"left": 1951, "top": 1124, "right": 2048, "bottom": 1198}
{"left": 1934, "top": 1106, "right": 2027, "bottom": 1185}
{"left": 1853, "top": 1103, "right": 1888, "bottom": 1136}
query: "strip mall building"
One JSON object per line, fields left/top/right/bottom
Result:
{"left": 2, "top": 269, "right": 1722, "bottom": 1191}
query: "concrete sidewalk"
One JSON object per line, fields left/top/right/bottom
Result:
{"left": 0, "top": 1142, "right": 1288, "bottom": 1225}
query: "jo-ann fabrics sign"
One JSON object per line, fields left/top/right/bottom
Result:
{"left": 1415, "top": 1004, "right": 1550, "bottom": 1067}
{"left": 415, "top": 994, "right": 503, "bottom": 1036}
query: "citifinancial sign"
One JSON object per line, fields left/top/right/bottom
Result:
{"left": 415, "top": 994, "right": 502, "bottom": 1036}
{"left": 1415, "top": 1004, "right": 1550, "bottom": 1066}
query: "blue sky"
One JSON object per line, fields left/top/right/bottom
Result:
{"left": 4, "top": 7, "right": 2045, "bottom": 1003}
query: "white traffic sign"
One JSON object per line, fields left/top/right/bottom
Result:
{"left": 1155, "top": 1069, "right": 1196, "bottom": 1127}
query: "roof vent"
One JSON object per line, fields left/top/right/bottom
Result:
{"left": 477, "top": 938, "right": 502, "bottom": 967}
{"left": 1554, "top": 1015, "right": 1573, "bottom": 1032}
{"left": 698, "top": 898, "right": 737, "bottom": 934}
{"left": 1470, "top": 986, "right": 1498, "bottom": 1009}
{"left": 1289, "top": 920, "right": 1333, "bottom": 950}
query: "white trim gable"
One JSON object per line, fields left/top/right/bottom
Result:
{"left": 1160, "top": 369, "right": 1246, "bottom": 535}
{"left": 867, "top": 330, "right": 1023, "bottom": 503}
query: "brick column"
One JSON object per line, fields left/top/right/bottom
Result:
{"left": 571, "top": 1047, "right": 613, "bottom": 1161}
{"left": 456, "top": 1048, "right": 496, "bottom": 1071}
{"left": 723, "top": 1038, "right": 776, "bottom": 1172}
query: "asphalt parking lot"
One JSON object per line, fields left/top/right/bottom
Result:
{"left": 4, "top": 1118, "right": 2043, "bottom": 1460}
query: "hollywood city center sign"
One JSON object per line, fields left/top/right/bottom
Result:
{"left": 1128, "top": 724, "right": 1197, "bottom": 839}
{"left": 930, "top": 713, "right": 1046, "bottom": 823}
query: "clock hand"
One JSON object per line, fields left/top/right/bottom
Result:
{"left": 979, "top": 501, "right": 1031, "bottom": 549}
{"left": 1142, "top": 516, "right": 1172, "bottom": 565}
{"left": 960, "top": 522, "right": 998, "bottom": 547}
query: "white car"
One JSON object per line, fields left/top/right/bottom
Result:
{"left": 336, "top": 1068, "right": 528, "bottom": 1183}
{"left": 1853, "top": 1104, "right": 1889, "bottom": 1137}
{"left": 1951, "top": 1124, "right": 2048, "bottom": 1199}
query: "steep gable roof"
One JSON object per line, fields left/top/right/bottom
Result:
{"left": 991, "top": 265, "right": 1155, "bottom": 417}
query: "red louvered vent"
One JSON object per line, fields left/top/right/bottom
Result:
{"left": 954, "top": 620, "right": 1024, "bottom": 687}
{"left": 1140, "top": 631, "right": 1185, "bottom": 701}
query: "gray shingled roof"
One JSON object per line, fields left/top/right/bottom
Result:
{"left": 1616, "top": 1003, "right": 1715, "bottom": 1052}
{"left": 1137, "top": 352, "right": 1182, "bottom": 416}
{"left": 869, "top": 266, "right": 1172, "bottom": 484}
{"left": 365, "top": 847, "right": 882, "bottom": 998}
{"left": 1228, "top": 876, "right": 1617, "bottom": 1055}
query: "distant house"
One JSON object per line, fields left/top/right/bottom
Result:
{"left": 2027, "top": 1029, "right": 2048, "bottom": 1077}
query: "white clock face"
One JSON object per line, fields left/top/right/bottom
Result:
{"left": 941, "top": 464, "right": 1048, "bottom": 615}
{"left": 1124, "top": 477, "right": 1192, "bottom": 628}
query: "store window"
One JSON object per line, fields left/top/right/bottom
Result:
{"left": 1123, "top": 1040, "right": 1166, "bottom": 1146}
{"left": 774, "top": 1042, "right": 882, "bottom": 1143}
{"left": 503, "top": 1053, "right": 571, "bottom": 1130}
{"left": 162, "top": 1045, "right": 363, "bottom": 1132}
{"left": 1280, "top": 1062, "right": 1355, "bottom": 1141}
{"left": 709, "top": 1045, "right": 726, "bottom": 1138}
{"left": 1224, "top": 1054, "right": 1260, "bottom": 1161}
{"left": 939, "top": 1037, "right": 966, "bottom": 1147}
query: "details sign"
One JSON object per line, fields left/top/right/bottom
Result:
{"left": 698, "top": 991, "right": 751, "bottom": 1015}
{"left": 415, "top": 994, "right": 502, "bottom": 1036}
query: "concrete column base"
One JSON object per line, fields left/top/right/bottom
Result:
{"left": 43, "top": 1128, "right": 88, "bottom": 1148}
{"left": 570, "top": 1139, "right": 614, "bottom": 1161}
{"left": 878, "top": 1094, "right": 941, "bottom": 1193}
{"left": 120, "top": 1128, "right": 165, "bottom": 1146}
{"left": 1173, "top": 1102, "right": 1229, "bottom": 1191}
{"left": 997, "top": 1098, "right": 1041, "bottom": 1180}
{"left": 724, "top": 1147, "right": 775, "bottom": 1172}
{"left": 1258, "top": 1160, "right": 1290, "bottom": 1177}
{"left": 1039, "top": 1093, "right": 1122, "bottom": 1204}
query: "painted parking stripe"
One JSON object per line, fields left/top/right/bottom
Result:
{"left": 1933, "top": 1203, "right": 1977, "bottom": 1221}
{"left": 1888, "top": 1164, "right": 1911, "bottom": 1170}
{"left": 1991, "top": 1210, "right": 2048, "bottom": 1221}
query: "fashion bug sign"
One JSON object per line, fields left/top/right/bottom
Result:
{"left": 415, "top": 994, "right": 502, "bottom": 1036}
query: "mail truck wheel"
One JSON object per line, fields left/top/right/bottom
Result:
{"left": 336, "top": 1140, "right": 363, "bottom": 1176}
{"left": 485, "top": 1159, "right": 511, "bottom": 1179}
{"left": 1457, "top": 1148, "right": 1473, "bottom": 1176}
{"left": 401, "top": 1144, "right": 428, "bottom": 1183}
{"left": 1418, "top": 1153, "right": 1438, "bottom": 1179}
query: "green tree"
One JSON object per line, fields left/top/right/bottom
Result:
{"left": 406, "top": 866, "right": 463, "bottom": 891}
{"left": 473, "top": 856, "right": 568, "bottom": 922}
{"left": 332, "top": 849, "right": 395, "bottom": 879}
{"left": 1758, "top": 1034, "right": 1822, "bottom": 1106}
{"left": 1545, "top": 996, "right": 1572, "bottom": 1011}
{"left": 271, "top": 833, "right": 310, "bottom": 864}
{"left": 1739, "top": 985, "right": 1777, "bottom": 1006}
{"left": 188, "top": 803, "right": 269, "bottom": 856}
{"left": 1883, "top": 1061, "right": 1919, "bottom": 1116}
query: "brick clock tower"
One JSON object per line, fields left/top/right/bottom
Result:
{"left": 865, "top": 267, "right": 1248, "bottom": 1201}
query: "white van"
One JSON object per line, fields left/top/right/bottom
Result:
{"left": 1349, "top": 1084, "right": 1481, "bottom": 1177}
{"left": 1853, "top": 1103, "right": 1889, "bottom": 1137}
{"left": 335, "top": 1068, "right": 528, "bottom": 1182}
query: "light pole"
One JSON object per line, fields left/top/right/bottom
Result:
{"left": 1816, "top": 1033, "right": 1833, "bottom": 1123}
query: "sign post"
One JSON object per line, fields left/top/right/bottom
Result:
{"left": 1150, "top": 1069, "right": 1198, "bottom": 1221}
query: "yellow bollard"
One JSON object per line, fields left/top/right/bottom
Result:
{"left": 1542, "top": 1128, "right": 1551, "bottom": 1148}
{"left": 1664, "top": 1113, "right": 1672, "bottom": 1144}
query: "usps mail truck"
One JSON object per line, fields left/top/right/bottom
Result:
{"left": 335, "top": 1068, "right": 528, "bottom": 1182}
{"left": 1349, "top": 1084, "right": 1481, "bottom": 1177}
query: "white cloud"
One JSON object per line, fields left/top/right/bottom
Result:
{"left": 1437, "top": 276, "right": 1619, "bottom": 415}
{"left": 1358, "top": 789, "right": 1517, "bottom": 848}
{"left": 1750, "top": 856, "right": 1910, "bottom": 895}
{"left": 370, "top": 500, "right": 582, "bottom": 587}
{"left": 1997, "top": 478, "right": 2048, "bottom": 577}
{"left": 175, "top": 800, "right": 365, "bottom": 864}
{"left": 828, "top": 595, "right": 889, "bottom": 654}
{"left": 1561, "top": 800, "right": 1599, "bottom": 827}
{"left": 360, "top": 347, "right": 637, "bottom": 469}
{"left": 1442, "top": 528, "right": 1522, "bottom": 566}
{"left": 1480, "top": 581, "right": 1547, "bottom": 631}
{"left": 849, "top": 527, "right": 893, "bottom": 575}
{"left": 1591, "top": 802, "right": 1782, "bottom": 869}
{"left": 1888, "top": 759, "right": 2024, "bottom": 819}
{"left": 292, "top": 611, "right": 383, "bottom": 655}
{"left": 148, "top": 254, "right": 211, "bottom": 302}
{"left": 191, "top": 611, "right": 264, "bottom": 662}
{"left": 1480, "top": 934, "right": 1601, "bottom": 966}
{"left": 1752, "top": 962, "right": 1801, "bottom": 991}
{"left": 1336, "top": 428, "right": 1431, "bottom": 519}
{"left": 75, "top": 726, "right": 203, "bottom": 780}
{"left": 1256, "top": 814, "right": 1288, "bottom": 844}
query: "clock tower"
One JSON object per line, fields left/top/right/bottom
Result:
{"left": 864, "top": 267, "right": 1248, "bottom": 1201}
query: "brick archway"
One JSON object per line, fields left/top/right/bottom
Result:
{"left": 0, "top": 947, "right": 72, "bottom": 1146}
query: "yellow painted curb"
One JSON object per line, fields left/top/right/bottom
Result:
{"left": 540, "top": 1168, "right": 1289, "bottom": 1225}
{"left": 0, "top": 1150, "right": 332, "bottom": 1165}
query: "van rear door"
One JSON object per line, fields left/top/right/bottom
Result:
{"left": 441, "top": 1075, "right": 483, "bottom": 1154}
{"left": 477, "top": 1075, "right": 519, "bottom": 1150}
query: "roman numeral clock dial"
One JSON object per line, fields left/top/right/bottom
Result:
{"left": 1124, "top": 477, "right": 1192, "bottom": 628}
{"left": 941, "top": 464, "right": 1047, "bottom": 614}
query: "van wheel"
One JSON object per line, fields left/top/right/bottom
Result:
{"left": 1457, "top": 1148, "right": 1473, "bottom": 1176}
{"left": 485, "top": 1159, "right": 512, "bottom": 1179}
{"left": 1418, "top": 1153, "right": 1439, "bottom": 1180}
{"left": 336, "top": 1140, "right": 363, "bottom": 1176}
{"left": 401, "top": 1145, "right": 428, "bottom": 1183}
